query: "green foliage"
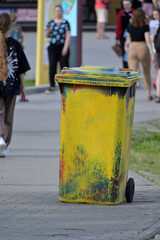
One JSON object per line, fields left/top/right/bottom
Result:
{"left": 132, "top": 129, "right": 160, "bottom": 154}
{"left": 24, "top": 79, "right": 35, "bottom": 87}
{"left": 130, "top": 122, "right": 160, "bottom": 180}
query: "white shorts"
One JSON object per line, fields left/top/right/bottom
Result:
{"left": 95, "top": 8, "right": 108, "bottom": 23}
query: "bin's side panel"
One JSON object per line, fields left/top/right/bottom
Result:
{"left": 59, "top": 84, "right": 135, "bottom": 205}
{"left": 106, "top": 85, "right": 135, "bottom": 203}
{"left": 120, "top": 84, "right": 136, "bottom": 191}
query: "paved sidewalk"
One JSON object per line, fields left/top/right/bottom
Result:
{"left": 0, "top": 32, "right": 160, "bottom": 240}
{"left": 0, "top": 88, "right": 160, "bottom": 240}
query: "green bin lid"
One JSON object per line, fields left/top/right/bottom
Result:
{"left": 55, "top": 65, "right": 141, "bottom": 87}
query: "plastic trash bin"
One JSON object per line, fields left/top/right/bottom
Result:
{"left": 55, "top": 66, "right": 141, "bottom": 205}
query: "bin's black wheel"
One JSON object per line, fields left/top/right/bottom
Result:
{"left": 125, "top": 178, "right": 135, "bottom": 203}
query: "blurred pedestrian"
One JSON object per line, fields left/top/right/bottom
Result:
{"left": 125, "top": 8, "right": 156, "bottom": 100}
{"left": 149, "top": 8, "right": 160, "bottom": 38}
{"left": 152, "top": 9, "right": 160, "bottom": 102}
{"left": 0, "top": 12, "right": 30, "bottom": 157}
{"left": 95, "top": 0, "right": 110, "bottom": 39}
{"left": 9, "top": 11, "right": 29, "bottom": 102}
{"left": 132, "top": 0, "right": 142, "bottom": 9}
{"left": 9, "top": 11, "right": 24, "bottom": 47}
{"left": 46, "top": 5, "right": 71, "bottom": 93}
{"left": 154, "top": 36, "right": 160, "bottom": 102}
{"left": 141, "top": 0, "right": 157, "bottom": 18}
{"left": 149, "top": 8, "right": 160, "bottom": 89}
{"left": 115, "top": 0, "right": 135, "bottom": 68}
{"left": 87, "top": 0, "right": 96, "bottom": 21}
{"left": 155, "top": 0, "right": 160, "bottom": 8}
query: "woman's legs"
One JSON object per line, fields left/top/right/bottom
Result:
{"left": 128, "top": 42, "right": 152, "bottom": 99}
{"left": 0, "top": 97, "right": 5, "bottom": 139}
{"left": 128, "top": 43, "right": 139, "bottom": 72}
{"left": 155, "top": 53, "right": 160, "bottom": 102}
{"left": 48, "top": 45, "right": 58, "bottom": 88}
{"left": 156, "top": 69, "right": 160, "bottom": 101}
{"left": 97, "top": 22, "right": 106, "bottom": 38}
{"left": 137, "top": 44, "right": 151, "bottom": 98}
{"left": 4, "top": 96, "right": 16, "bottom": 146}
{"left": 96, "top": 22, "right": 101, "bottom": 38}
{"left": 0, "top": 96, "right": 16, "bottom": 147}
{"left": 95, "top": 8, "right": 108, "bottom": 38}
{"left": 60, "top": 49, "right": 70, "bottom": 69}
{"left": 120, "top": 36, "right": 128, "bottom": 68}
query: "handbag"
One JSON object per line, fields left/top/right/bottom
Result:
{"left": 111, "top": 44, "right": 122, "bottom": 57}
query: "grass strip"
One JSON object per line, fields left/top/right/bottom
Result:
{"left": 25, "top": 79, "right": 35, "bottom": 87}
{"left": 130, "top": 121, "right": 160, "bottom": 185}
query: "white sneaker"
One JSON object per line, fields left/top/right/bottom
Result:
{"left": 0, "top": 137, "right": 7, "bottom": 158}
{"left": 0, "top": 148, "right": 7, "bottom": 157}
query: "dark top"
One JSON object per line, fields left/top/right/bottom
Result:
{"left": 121, "top": 11, "right": 132, "bottom": 36}
{"left": 47, "top": 19, "right": 70, "bottom": 45}
{"left": 127, "top": 24, "right": 149, "bottom": 41}
{"left": 132, "top": 0, "right": 142, "bottom": 9}
{"left": 0, "top": 37, "right": 30, "bottom": 96}
{"left": 143, "top": 0, "right": 152, "bottom": 3}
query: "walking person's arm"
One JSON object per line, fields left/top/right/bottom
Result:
{"left": 124, "top": 33, "right": 131, "bottom": 52}
{"left": 19, "top": 73, "right": 26, "bottom": 101}
{"left": 152, "top": 0, "right": 158, "bottom": 8}
{"left": 46, "top": 26, "right": 52, "bottom": 38}
{"left": 62, "top": 30, "right": 71, "bottom": 56}
{"left": 115, "top": 11, "right": 122, "bottom": 44}
{"left": 145, "top": 31, "right": 156, "bottom": 63}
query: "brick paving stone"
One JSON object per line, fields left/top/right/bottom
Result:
{"left": 0, "top": 32, "right": 160, "bottom": 240}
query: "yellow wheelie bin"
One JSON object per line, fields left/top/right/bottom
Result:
{"left": 55, "top": 66, "right": 141, "bottom": 205}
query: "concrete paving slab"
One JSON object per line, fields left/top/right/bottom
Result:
{"left": 0, "top": 31, "right": 160, "bottom": 240}
{"left": 0, "top": 90, "right": 160, "bottom": 240}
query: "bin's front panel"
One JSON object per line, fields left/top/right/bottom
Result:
{"left": 59, "top": 84, "right": 135, "bottom": 205}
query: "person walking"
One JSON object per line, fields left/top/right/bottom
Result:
{"left": 149, "top": 8, "right": 160, "bottom": 39}
{"left": 46, "top": 5, "right": 71, "bottom": 93}
{"left": 115, "top": 0, "right": 135, "bottom": 68}
{"left": 154, "top": 38, "right": 160, "bottom": 102}
{"left": 125, "top": 8, "right": 156, "bottom": 100}
{"left": 0, "top": 12, "right": 30, "bottom": 157}
{"left": 155, "top": 0, "right": 160, "bottom": 8}
{"left": 9, "top": 11, "right": 24, "bottom": 47}
{"left": 8, "top": 11, "right": 29, "bottom": 102}
{"left": 95, "top": 0, "right": 110, "bottom": 39}
{"left": 141, "top": 0, "right": 157, "bottom": 18}
{"left": 132, "top": 0, "right": 142, "bottom": 9}
{"left": 149, "top": 8, "right": 160, "bottom": 89}
{"left": 152, "top": 9, "right": 160, "bottom": 102}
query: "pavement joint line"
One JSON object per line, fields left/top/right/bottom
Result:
{"left": 1, "top": 31, "right": 159, "bottom": 240}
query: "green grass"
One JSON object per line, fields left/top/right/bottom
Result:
{"left": 24, "top": 79, "right": 35, "bottom": 87}
{"left": 130, "top": 123, "right": 160, "bottom": 181}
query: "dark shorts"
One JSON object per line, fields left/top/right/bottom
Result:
{"left": 157, "top": 52, "right": 160, "bottom": 69}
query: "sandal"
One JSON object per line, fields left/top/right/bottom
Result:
{"left": 155, "top": 96, "right": 160, "bottom": 103}
{"left": 19, "top": 98, "right": 29, "bottom": 102}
